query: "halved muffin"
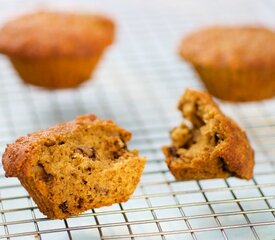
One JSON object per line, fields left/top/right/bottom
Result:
{"left": 2, "top": 114, "right": 146, "bottom": 219}
{"left": 162, "top": 89, "right": 254, "bottom": 180}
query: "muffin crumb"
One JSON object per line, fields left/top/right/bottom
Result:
{"left": 2, "top": 114, "right": 146, "bottom": 219}
{"left": 162, "top": 89, "right": 254, "bottom": 180}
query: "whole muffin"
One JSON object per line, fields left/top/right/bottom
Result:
{"left": 2, "top": 114, "right": 146, "bottom": 219}
{"left": 0, "top": 11, "right": 115, "bottom": 89}
{"left": 180, "top": 26, "right": 275, "bottom": 102}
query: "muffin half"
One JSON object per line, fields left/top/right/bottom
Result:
{"left": 162, "top": 89, "right": 254, "bottom": 180}
{"left": 2, "top": 114, "right": 146, "bottom": 219}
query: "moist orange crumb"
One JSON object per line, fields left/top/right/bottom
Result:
{"left": 2, "top": 114, "right": 146, "bottom": 219}
{"left": 162, "top": 89, "right": 254, "bottom": 180}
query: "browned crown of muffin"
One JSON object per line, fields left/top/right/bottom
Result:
{"left": 2, "top": 114, "right": 146, "bottom": 219}
{"left": 0, "top": 11, "right": 115, "bottom": 58}
{"left": 180, "top": 26, "right": 275, "bottom": 69}
{"left": 162, "top": 89, "right": 254, "bottom": 180}
{"left": 179, "top": 26, "right": 275, "bottom": 101}
{"left": 0, "top": 11, "right": 115, "bottom": 89}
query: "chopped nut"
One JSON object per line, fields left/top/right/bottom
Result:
{"left": 42, "top": 173, "right": 54, "bottom": 182}
{"left": 59, "top": 201, "right": 69, "bottom": 213}
{"left": 82, "top": 179, "right": 88, "bottom": 185}
{"left": 44, "top": 140, "right": 56, "bottom": 147}
{"left": 77, "top": 198, "right": 84, "bottom": 209}
{"left": 113, "top": 152, "right": 120, "bottom": 159}
{"left": 75, "top": 146, "right": 97, "bottom": 160}
{"left": 33, "top": 163, "right": 54, "bottom": 182}
{"left": 168, "top": 147, "right": 180, "bottom": 158}
{"left": 94, "top": 184, "right": 109, "bottom": 194}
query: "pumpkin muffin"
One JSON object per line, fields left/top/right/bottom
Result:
{"left": 0, "top": 11, "right": 115, "bottom": 89}
{"left": 162, "top": 89, "right": 254, "bottom": 180}
{"left": 2, "top": 114, "right": 146, "bottom": 219}
{"left": 180, "top": 26, "right": 275, "bottom": 101}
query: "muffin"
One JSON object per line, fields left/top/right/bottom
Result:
{"left": 162, "top": 89, "right": 254, "bottom": 180}
{"left": 180, "top": 26, "right": 275, "bottom": 101}
{"left": 0, "top": 11, "right": 115, "bottom": 89}
{"left": 2, "top": 114, "right": 146, "bottom": 219}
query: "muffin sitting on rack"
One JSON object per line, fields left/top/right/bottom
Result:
{"left": 179, "top": 26, "right": 275, "bottom": 102}
{"left": 162, "top": 89, "right": 254, "bottom": 180}
{"left": 2, "top": 114, "right": 146, "bottom": 219}
{"left": 0, "top": 11, "right": 115, "bottom": 89}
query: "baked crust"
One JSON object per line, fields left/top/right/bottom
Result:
{"left": 162, "top": 89, "right": 254, "bottom": 180}
{"left": 2, "top": 114, "right": 146, "bottom": 219}
{"left": 8, "top": 55, "right": 102, "bottom": 89}
{"left": 0, "top": 11, "right": 115, "bottom": 58}
{"left": 180, "top": 26, "right": 275, "bottom": 69}
{"left": 3, "top": 114, "right": 98, "bottom": 177}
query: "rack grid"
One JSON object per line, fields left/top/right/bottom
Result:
{"left": 0, "top": 0, "right": 275, "bottom": 239}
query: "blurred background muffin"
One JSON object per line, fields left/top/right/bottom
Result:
{"left": 180, "top": 26, "right": 275, "bottom": 102}
{"left": 0, "top": 11, "right": 115, "bottom": 89}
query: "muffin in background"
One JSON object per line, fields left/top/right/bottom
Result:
{"left": 0, "top": 11, "right": 115, "bottom": 89}
{"left": 180, "top": 26, "right": 275, "bottom": 102}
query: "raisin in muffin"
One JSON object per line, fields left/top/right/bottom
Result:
{"left": 162, "top": 89, "right": 254, "bottom": 180}
{"left": 2, "top": 114, "right": 146, "bottom": 219}
{"left": 0, "top": 11, "right": 115, "bottom": 89}
{"left": 180, "top": 26, "right": 275, "bottom": 101}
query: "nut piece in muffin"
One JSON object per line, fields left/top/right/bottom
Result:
{"left": 180, "top": 26, "right": 275, "bottom": 102}
{"left": 162, "top": 89, "right": 254, "bottom": 180}
{"left": 0, "top": 11, "right": 115, "bottom": 89}
{"left": 2, "top": 114, "right": 146, "bottom": 219}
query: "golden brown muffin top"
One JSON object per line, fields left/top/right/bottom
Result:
{"left": 2, "top": 114, "right": 131, "bottom": 178}
{"left": 180, "top": 26, "right": 275, "bottom": 69}
{"left": 0, "top": 11, "right": 115, "bottom": 58}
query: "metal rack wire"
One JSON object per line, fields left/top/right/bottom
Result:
{"left": 0, "top": 0, "right": 275, "bottom": 239}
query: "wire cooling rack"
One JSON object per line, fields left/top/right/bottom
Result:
{"left": 0, "top": 0, "right": 275, "bottom": 239}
